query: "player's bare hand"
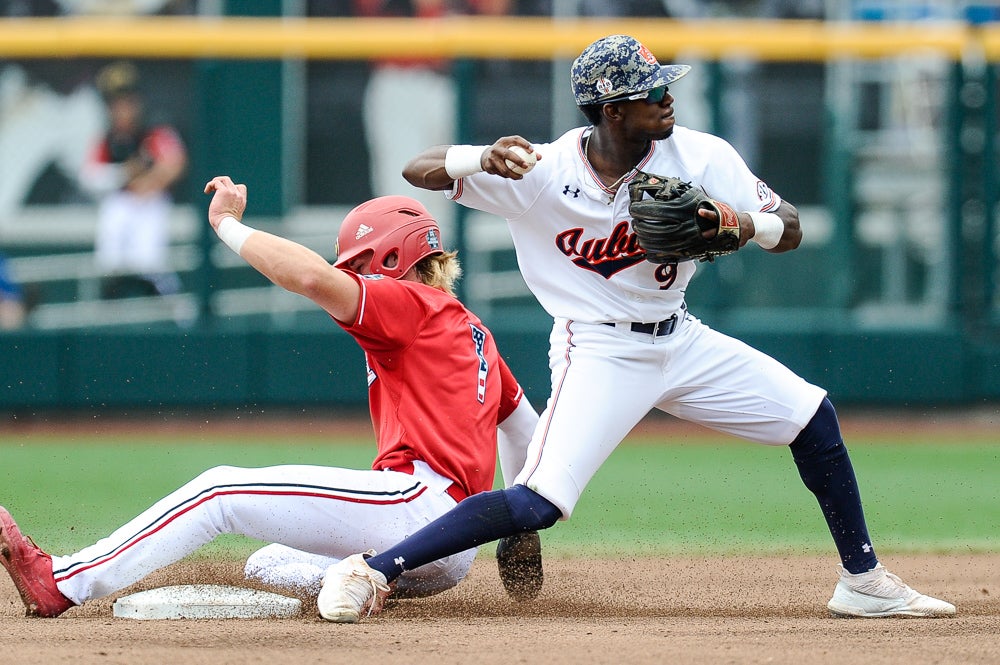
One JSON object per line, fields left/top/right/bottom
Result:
{"left": 204, "top": 176, "right": 248, "bottom": 230}
{"left": 483, "top": 136, "right": 541, "bottom": 180}
{"left": 695, "top": 206, "right": 721, "bottom": 240}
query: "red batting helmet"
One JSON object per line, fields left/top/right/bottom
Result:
{"left": 334, "top": 196, "right": 444, "bottom": 279}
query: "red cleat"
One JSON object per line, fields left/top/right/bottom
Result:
{"left": 0, "top": 506, "right": 74, "bottom": 617}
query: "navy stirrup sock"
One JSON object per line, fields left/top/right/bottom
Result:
{"left": 789, "top": 398, "right": 878, "bottom": 574}
{"left": 366, "top": 485, "right": 561, "bottom": 582}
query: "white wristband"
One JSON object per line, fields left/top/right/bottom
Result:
{"left": 216, "top": 215, "right": 255, "bottom": 254}
{"left": 444, "top": 145, "right": 488, "bottom": 179}
{"left": 748, "top": 212, "right": 783, "bottom": 250}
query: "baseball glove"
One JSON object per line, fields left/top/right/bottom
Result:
{"left": 627, "top": 172, "right": 741, "bottom": 263}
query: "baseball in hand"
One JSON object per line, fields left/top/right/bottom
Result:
{"left": 505, "top": 146, "right": 537, "bottom": 175}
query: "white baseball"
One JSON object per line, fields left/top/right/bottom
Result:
{"left": 504, "top": 146, "right": 537, "bottom": 175}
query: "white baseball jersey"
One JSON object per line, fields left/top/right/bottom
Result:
{"left": 451, "top": 125, "right": 781, "bottom": 324}
{"left": 448, "top": 125, "right": 826, "bottom": 518}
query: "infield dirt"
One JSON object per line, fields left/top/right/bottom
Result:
{"left": 3, "top": 410, "right": 998, "bottom": 663}
{"left": 3, "top": 553, "right": 999, "bottom": 664}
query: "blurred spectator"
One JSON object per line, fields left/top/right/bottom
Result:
{"left": 0, "top": 252, "right": 26, "bottom": 330}
{"left": 353, "top": 0, "right": 512, "bottom": 239}
{"left": 78, "top": 61, "right": 187, "bottom": 300}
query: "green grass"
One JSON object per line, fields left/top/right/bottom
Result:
{"left": 1, "top": 432, "right": 997, "bottom": 559}
{"left": 560, "top": 440, "right": 1000, "bottom": 556}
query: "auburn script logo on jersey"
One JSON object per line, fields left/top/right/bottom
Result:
{"left": 555, "top": 220, "right": 647, "bottom": 278}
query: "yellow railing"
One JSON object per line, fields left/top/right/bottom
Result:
{"left": 0, "top": 16, "right": 997, "bottom": 61}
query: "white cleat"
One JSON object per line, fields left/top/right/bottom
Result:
{"left": 827, "top": 564, "right": 956, "bottom": 618}
{"left": 317, "top": 550, "right": 391, "bottom": 623}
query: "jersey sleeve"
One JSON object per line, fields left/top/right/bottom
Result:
{"left": 695, "top": 134, "right": 782, "bottom": 213}
{"left": 495, "top": 355, "right": 525, "bottom": 423}
{"left": 447, "top": 142, "right": 549, "bottom": 220}
{"left": 338, "top": 274, "right": 425, "bottom": 352}
{"left": 144, "top": 126, "right": 187, "bottom": 162}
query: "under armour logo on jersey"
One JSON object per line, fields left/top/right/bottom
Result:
{"left": 394, "top": 556, "right": 406, "bottom": 570}
{"left": 562, "top": 186, "right": 580, "bottom": 198}
{"left": 355, "top": 224, "right": 374, "bottom": 240}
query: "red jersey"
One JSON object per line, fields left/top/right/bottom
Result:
{"left": 90, "top": 125, "right": 186, "bottom": 183}
{"left": 340, "top": 273, "right": 523, "bottom": 499}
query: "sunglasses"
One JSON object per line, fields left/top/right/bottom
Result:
{"left": 603, "top": 85, "right": 669, "bottom": 105}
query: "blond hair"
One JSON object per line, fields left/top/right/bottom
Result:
{"left": 415, "top": 251, "right": 462, "bottom": 297}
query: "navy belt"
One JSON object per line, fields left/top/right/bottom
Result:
{"left": 605, "top": 316, "right": 677, "bottom": 337}
{"left": 602, "top": 305, "right": 686, "bottom": 337}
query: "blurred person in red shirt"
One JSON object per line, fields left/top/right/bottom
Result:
{"left": 79, "top": 61, "right": 187, "bottom": 301}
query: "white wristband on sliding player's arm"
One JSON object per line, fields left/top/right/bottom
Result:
{"left": 748, "top": 212, "right": 784, "bottom": 250}
{"left": 444, "top": 145, "right": 488, "bottom": 179}
{"left": 216, "top": 215, "right": 255, "bottom": 254}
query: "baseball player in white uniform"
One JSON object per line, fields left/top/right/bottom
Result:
{"left": 316, "top": 34, "right": 956, "bottom": 622}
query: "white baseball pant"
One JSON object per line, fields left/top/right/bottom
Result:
{"left": 51, "top": 461, "right": 475, "bottom": 603}
{"left": 515, "top": 312, "right": 827, "bottom": 518}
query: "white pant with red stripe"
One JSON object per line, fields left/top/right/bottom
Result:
{"left": 51, "top": 462, "right": 474, "bottom": 604}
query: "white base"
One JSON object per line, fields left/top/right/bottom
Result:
{"left": 112, "top": 585, "right": 302, "bottom": 620}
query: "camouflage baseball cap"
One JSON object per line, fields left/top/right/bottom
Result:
{"left": 571, "top": 35, "right": 690, "bottom": 106}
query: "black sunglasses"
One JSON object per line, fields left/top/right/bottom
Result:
{"left": 602, "top": 85, "right": 669, "bottom": 105}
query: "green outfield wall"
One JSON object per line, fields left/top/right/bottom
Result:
{"left": 1, "top": 325, "right": 998, "bottom": 413}
{"left": 0, "top": 16, "right": 997, "bottom": 413}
